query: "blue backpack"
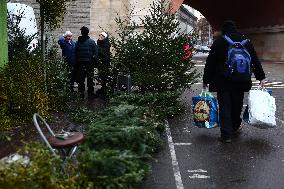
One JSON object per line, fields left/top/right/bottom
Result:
{"left": 223, "top": 35, "right": 251, "bottom": 81}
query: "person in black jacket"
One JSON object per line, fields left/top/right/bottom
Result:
{"left": 203, "top": 20, "right": 266, "bottom": 143}
{"left": 76, "top": 26, "right": 98, "bottom": 98}
{"left": 96, "top": 32, "right": 111, "bottom": 97}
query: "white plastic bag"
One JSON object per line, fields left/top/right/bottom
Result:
{"left": 248, "top": 89, "right": 276, "bottom": 128}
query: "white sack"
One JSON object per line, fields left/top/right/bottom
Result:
{"left": 248, "top": 89, "right": 276, "bottom": 128}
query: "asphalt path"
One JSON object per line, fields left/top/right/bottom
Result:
{"left": 140, "top": 55, "right": 284, "bottom": 189}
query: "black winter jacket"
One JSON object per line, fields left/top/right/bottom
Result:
{"left": 203, "top": 31, "right": 265, "bottom": 92}
{"left": 76, "top": 36, "right": 98, "bottom": 63}
{"left": 97, "top": 37, "right": 111, "bottom": 65}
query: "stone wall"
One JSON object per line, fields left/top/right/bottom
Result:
{"left": 90, "top": 0, "right": 129, "bottom": 38}
{"left": 54, "top": 0, "right": 92, "bottom": 40}
{"left": 243, "top": 26, "right": 284, "bottom": 62}
{"left": 9, "top": 0, "right": 91, "bottom": 41}
{"left": 249, "top": 32, "right": 284, "bottom": 62}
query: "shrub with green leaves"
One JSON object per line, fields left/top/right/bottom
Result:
{"left": 111, "top": 2, "right": 199, "bottom": 94}
{"left": 79, "top": 149, "right": 150, "bottom": 189}
{"left": 110, "top": 91, "right": 184, "bottom": 120}
{"left": 1, "top": 54, "right": 48, "bottom": 124}
{"left": 74, "top": 104, "right": 164, "bottom": 188}
{"left": 0, "top": 143, "right": 90, "bottom": 189}
{"left": 83, "top": 104, "right": 163, "bottom": 154}
{"left": 36, "top": 0, "right": 73, "bottom": 30}
{"left": 45, "top": 46, "right": 69, "bottom": 111}
{"left": 1, "top": 5, "right": 71, "bottom": 130}
{"left": 71, "top": 107, "right": 98, "bottom": 125}
{"left": 0, "top": 47, "right": 69, "bottom": 130}
{"left": 7, "top": 8, "right": 37, "bottom": 61}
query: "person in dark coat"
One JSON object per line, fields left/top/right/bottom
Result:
{"left": 203, "top": 20, "right": 266, "bottom": 143}
{"left": 58, "top": 31, "right": 76, "bottom": 91}
{"left": 75, "top": 26, "right": 98, "bottom": 98}
{"left": 96, "top": 32, "right": 111, "bottom": 96}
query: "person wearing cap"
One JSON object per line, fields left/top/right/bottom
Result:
{"left": 58, "top": 31, "right": 76, "bottom": 92}
{"left": 75, "top": 26, "right": 98, "bottom": 98}
{"left": 203, "top": 20, "right": 266, "bottom": 143}
{"left": 96, "top": 31, "right": 111, "bottom": 97}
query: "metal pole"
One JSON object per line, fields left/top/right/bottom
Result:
{"left": 0, "top": 1, "right": 8, "bottom": 68}
{"left": 40, "top": 4, "right": 45, "bottom": 59}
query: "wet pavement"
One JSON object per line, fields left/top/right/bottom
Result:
{"left": 140, "top": 56, "right": 284, "bottom": 189}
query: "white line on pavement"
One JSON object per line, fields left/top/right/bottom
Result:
{"left": 252, "top": 86, "right": 284, "bottom": 89}
{"left": 165, "top": 121, "right": 184, "bottom": 189}
{"left": 188, "top": 174, "right": 210, "bottom": 179}
{"left": 271, "top": 84, "right": 284, "bottom": 87}
{"left": 174, "top": 143, "right": 192, "bottom": 146}
{"left": 188, "top": 169, "right": 207, "bottom": 173}
{"left": 266, "top": 82, "right": 283, "bottom": 85}
{"left": 194, "top": 65, "right": 205, "bottom": 67}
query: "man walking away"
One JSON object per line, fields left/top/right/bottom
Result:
{"left": 76, "top": 26, "right": 98, "bottom": 98}
{"left": 58, "top": 31, "right": 76, "bottom": 92}
{"left": 203, "top": 20, "right": 266, "bottom": 143}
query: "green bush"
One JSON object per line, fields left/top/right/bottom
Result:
{"left": 71, "top": 107, "right": 98, "bottom": 125}
{"left": 1, "top": 6, "right": 70, "bottom": 130}
{"left": 7, "top": 8, "right": 38, "bottom": 61}
{"left": 0, "top": 47, "right": 69, "bottom": 130}
{"left": 111, "top": 2, "right": 199, "bottom": 94}
{"left": 83, "top": 104, "right": 163, "bottom": 154}
{"left": 45, "top": 46, "right": 69, "bottom": 111}
{"left": 110, "top": 91, "right": 184, "bottom": 120}
{"left": 0, "top": 143, "right": 90, "bottom": 189}
{"left": 79, "top": 149, "right": 150, "bottom": 189}
{"left": 72, "top": 104, "right": 164, "bottom": 188}
{"left": 1, "top": 54, "right": 48, "bottom": 124}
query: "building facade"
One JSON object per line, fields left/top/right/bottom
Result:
{"left": 8, "top": 0, "right": 197, "bottom": 42}
{"left": 176, "top": 4, "right": 197, "bottom": 35}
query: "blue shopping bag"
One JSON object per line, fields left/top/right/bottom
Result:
{"left": 192, "top": 91, "right": 218, "bottom": 128}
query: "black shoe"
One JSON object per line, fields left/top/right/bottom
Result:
{"left": 218, "top": 137, "right": 232, "bottom": 143}
{"left": 88, "top": 93, "right": 97, "bottom": 99}
{"left": 234, "top": 125, "right": 243, "bottom": 134}
{"left": 79, "top": 93, "right": 84, "bottom": 99}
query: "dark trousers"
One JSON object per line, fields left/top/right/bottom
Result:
{"left": 68, "top": 64, "right": 77, "bottom": 91}
{"left": 97, "top": 60, "right": 110, "bottom": 94}
{"left": 77, "top": 62, "right": 95, "bottom": 94}
{"left": 217, "top": 91, "right": 244, "bottom": 138}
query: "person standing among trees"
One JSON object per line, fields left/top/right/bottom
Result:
{"left": 96, "top": 32, "right": 111, "bottom": 97}
{"left": 58, "top": 31, "right": 76, "bottom": 92}
{"left": 203, "top": 20, "right": 266, "bottom": 143}
{"left": 75, "top": 26, "right": 98, "bottom": 99}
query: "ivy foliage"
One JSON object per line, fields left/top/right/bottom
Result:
{"left": 36, "top": 0, "right": 73, "bottom": 30}
{"left": 1, "top": 10, "right": 70, "bottom": 130}
{"left": 111, "top": 1, "right": 199, "bottom": 93}
{"left": 0, "top": 143, "right": 91, "bottom": 189}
